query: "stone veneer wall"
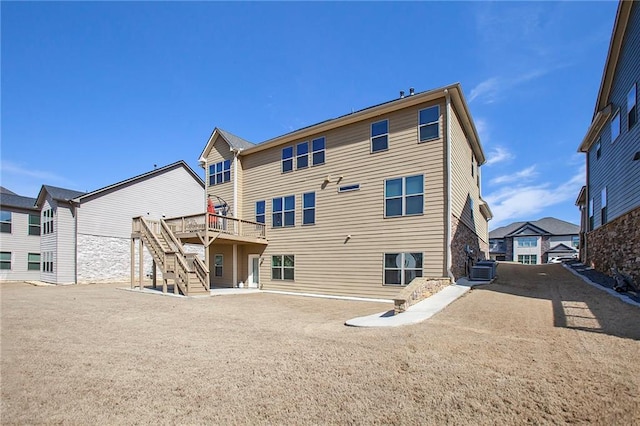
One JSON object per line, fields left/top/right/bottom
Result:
{"left": 451, "top": 215, "right": 489, "bottom": 280}
{"left": 586, "top": 206, "right": 640, "bottom": 282}
{"left": 77, "top": 234, "right": 205, "bottom": 284}
{"left": 77, "top": 234, "right": 151, "bottom": 283}
{"left": 505, "top": 238, "right": 514, "bottom": 262}
{"left": 540, "top": 237, "right": 551, "bottom": 264}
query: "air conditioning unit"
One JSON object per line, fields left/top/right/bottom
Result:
{"left": 475, "top": 260, "right": 497, "bottom": 278}
{"left": 470, "top": 266, "right": 493, "bottom": 281}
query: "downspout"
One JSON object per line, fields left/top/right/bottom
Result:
{"left": 231, "top": 148, "right": 242, "bottom": 218}
{"left": 584, "top": 153, "right": 590, "bottom": 264}
{"left": 444, "top": 89, "right": 455, "bottom": 282}
{"left": 231, "top": 148, "right": 242, "bottom": 287}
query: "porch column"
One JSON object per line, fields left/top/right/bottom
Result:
{"left": 130, "top": 238, "right": 135, "bottom": 289}
{"left": 233, "top": 243, "right": 238, "bottom": 287}
{"left": 139, "top": 239, "right": 144, "bottom": 290}
{"left": 152, "top": 260, "right": 157, "bottom": 289}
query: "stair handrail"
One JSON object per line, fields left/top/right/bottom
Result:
{"left": 137, "top": 217, "right": 170, "bottom": 270}
{"left": 160, "top": 219, "right": 209, "bottom": 293}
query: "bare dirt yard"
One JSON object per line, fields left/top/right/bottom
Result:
{"left": 2, "top": 263, "right": 639, "bottom": 424}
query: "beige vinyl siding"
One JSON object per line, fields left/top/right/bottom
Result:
{"left": 76, "top": 167, "right": 204, "bottom": 238}
{"left": 209, "top": 244, "right": 234, "bottom": 287}
{"left": 0, "top": 208, "right": 41, "bottom": 281}
{"left": 450, "top": 107, "right": 488, "bottom": 244}
{"left": 241, "top": 102, "right": 446, "bottom": 299}
{"left": 206, "top": 136, "right": 235, "bottom": 215}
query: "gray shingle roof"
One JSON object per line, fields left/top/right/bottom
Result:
{"left": 490, "top": 217, "right": 579, "bottom": 238}
{"left": 0, "top": 187, "right": 17, "bottom": 195}
{"left": 42, "top": 185, "right": 86, "bottom": 202}
{"left": 0, "top": 193, "right": 38, "bottom": 210}
{"left": 218, "top": 128, "right": 255, "bottom": 150}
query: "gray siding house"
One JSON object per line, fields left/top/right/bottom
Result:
{"left": 0, "top": 188, "right": 41, "bottom": 281}
{"left": 577, "top": 0, "right": 640, "bottom": 281}
{"left": 34, "top": 161, "right": 205, "bottom": 284}
{"left": 489, "top": 217, "right": 579, "bottom": 264}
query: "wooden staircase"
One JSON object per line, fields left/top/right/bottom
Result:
{"left": 134, "top": 217, "right": 209, "bottom": 296}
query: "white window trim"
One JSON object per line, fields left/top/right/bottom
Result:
{"left": 418, "top": 105, "right": 440, "bottom": 142}
{"left": 611, "top": 110, "right": 620, "bottom": 143}
{"left": 370, "top": 119, "right": 389, "bottom": 153}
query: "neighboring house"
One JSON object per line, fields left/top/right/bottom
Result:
{"left": 577, "top": 0, "right": 640, "bottom": 281}
{"left": 489, "top": 218, "right": 580, "bottom": 264}
{"left": 145, "top": 83, "right": 491, "bottom": 299}
{"left": 34, "top": 161, "right": 204, "bottom": 284}
{"left": 0, "top": 188, "right": 41, "bottom": 281}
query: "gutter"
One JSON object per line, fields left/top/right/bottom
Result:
{"left": 444, "top": 89, "right": 455, "bottom": 282}
{"left": 231, "top": 148, "right": 243, "bottom": 218}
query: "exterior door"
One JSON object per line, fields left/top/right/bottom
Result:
{"left": 248, "top": 255, "right": 260, "bottom": 288}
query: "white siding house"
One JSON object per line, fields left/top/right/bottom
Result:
{"left": 0, "top": 189, "right": 41, "bottom": 281}
{"left": 35, "top": 161, "right": 205, "bottom": 284}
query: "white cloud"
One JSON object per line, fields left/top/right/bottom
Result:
{"left": 0, "top": 160, "right": 74, "bottom": 197}
{"left": 468, "top": 77, "right": 500, "bottom": 104}
{"left": 484, "top": 146, "right": 514, "bottom": 167}
{"left": 490, "top": 165, "right": 538, "bottom": 185}
{"left": 485, "top": 165, "right": 585, "bottom": 228}
{"left": 468, "top": 68, "right": 553, "bottom": 105}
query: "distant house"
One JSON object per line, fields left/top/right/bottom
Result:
{"left": 32, "top": 161, "right": 204, "bottom": 284}
{"left": 577, "top": 0, "right": 640, "bottom": 281}
{"left": 489, "top": 218, "right": 579, "bottom": 264}
{"left": 0, "top": 188, "right": 41, "bottom": 281}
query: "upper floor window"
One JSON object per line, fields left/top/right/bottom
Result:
{"left": 209, "top": 160, "right": 231, "bottom": 186}
{"left": 371, "top": 120, "right": 389, "bottom": 153}
{"left": 312, "top": 137, "right": 325, "bottom": 166}
{"left": 384, "top": 252, "right": 423, "bottom": 286}
{"left": 419, "top": 106, "right": 439, "bottom": 142}
{"left": 517, "top": 237, "right": 537, "bottom": 247}
{"left": 255, "top": 201, "right": 265, "bottom": 224}
{"left": 28, "top": 214, "right": 40, "bottom": 236}
{"left": 272, "top": 195, "right": 295, "bottom": 227}
{"left": 628, "top": 83, "right": 637, "bottom": 129}
{"left": 595, "top": 140, "right": 601, "bottom": 159}
{"left": 296, "top": 142, "right": 309, "bottom": 169}
{"left": 471, "top": 153, "right": 475, "bottom": 177}
{"left": 601, "top": 187, "right": 607, "bottom": 225}
{"left": 303, "top": 192, "right": 315, "bottom": 225}
{"left": 282, "top": 146, "right": 294, "bottom": 173}
{"left": 28, "top": 253, "right": 40, "bottom": 271}
{"left": 611, "top": 110, "right": 620, "bottom": 142}
{"left": 43, "top": 209, "right": 54, "bottom": 235}
{"left": 0, "top": 211, "right": 11, "bottom": 233}
{"left": 385, "top": 175, "right": 424, "bottom": 217}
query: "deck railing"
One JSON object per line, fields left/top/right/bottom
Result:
{"left": 164, "top": 213, "right": 266, "bottom": 239}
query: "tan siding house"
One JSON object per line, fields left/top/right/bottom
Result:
{"left": 196, "top": 83, "right": 491, "bottom": 299}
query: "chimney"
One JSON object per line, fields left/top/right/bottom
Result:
{"left": 399, "top": 90, "right": 405, "bottom": 99}
{"left": 409, "top": 87, "right": 415, "bottom": 96}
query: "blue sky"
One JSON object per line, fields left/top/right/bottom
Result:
{"left": 1, "top": 1, "right": 618, "bottom": 230}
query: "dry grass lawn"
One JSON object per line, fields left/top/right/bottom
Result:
{"left": 2, "top": 263, "right": 640, "bottom": 424}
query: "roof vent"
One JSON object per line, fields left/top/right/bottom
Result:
{"left": 409, "top": 87, "right": 415, "bottom": 96}
{"left": 399, "top": 90, "right": 405, "bottom": 99}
